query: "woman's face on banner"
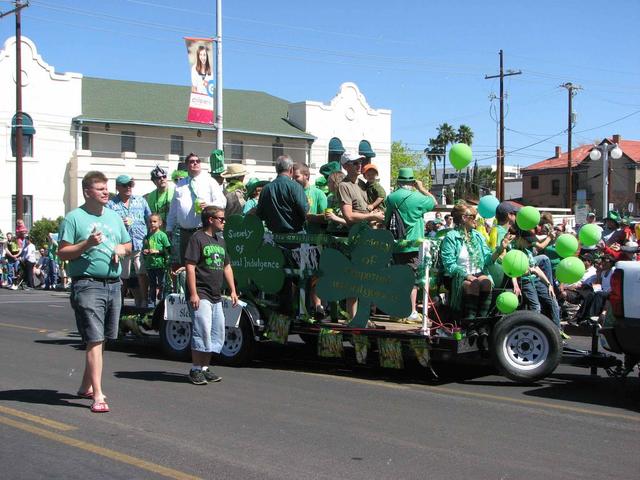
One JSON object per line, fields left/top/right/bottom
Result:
{"left": 198, "top": 48, "right": 207, "bottom": 64}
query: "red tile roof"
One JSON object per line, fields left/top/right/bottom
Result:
{"left": 522, "top": 138, "right": 640, "bottom": 171}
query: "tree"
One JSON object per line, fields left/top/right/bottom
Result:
{"left": 436, "top": 123, "right": 457, "bottom": 178}
{"left": 477, "top": 167, "right": 497, "bottom": 195}
{"left": 391, "top": 141, "right": 431, "bottom": 189}
{"left": 456, "top": 124, "right": 474, "bottom": 146}
{"left": 29, "top": 216, "right": 63, "bottom": 248}
{"left": 424, "top": 137, "right": 444, "bottom": 184}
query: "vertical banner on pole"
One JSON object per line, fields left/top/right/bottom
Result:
{"left": 185, "top": 37, "right": 214, "bottom": 124}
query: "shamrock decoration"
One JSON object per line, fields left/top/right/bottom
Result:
{"left": 224, "top": 214, "right": 285, "bottom": 294}
{"left": 316, "top": 225, "right": 414, "bottom": 328}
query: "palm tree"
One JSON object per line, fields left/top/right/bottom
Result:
{"left": 456, "top": 124, "right": 474, "bottom": 146}
{"left": 436, "top": 123, "right": 457, "bottom": 180}
{"left": 425, "top": 137, "right": 444, "bottom": 186}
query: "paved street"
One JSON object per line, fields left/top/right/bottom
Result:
{"left": 0, "top": 288, "right": 639, "bottom": 480}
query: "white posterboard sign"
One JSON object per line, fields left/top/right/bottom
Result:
{"left": 164, "top": 293, "right": 246, "bottom": 328}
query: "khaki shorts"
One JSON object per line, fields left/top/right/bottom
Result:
{"left": 120, "top": 251, "right": 146, "bottom": 279}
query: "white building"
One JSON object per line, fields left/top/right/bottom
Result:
{"left": 0, "top": 36, "right": 391, "bottom": 232}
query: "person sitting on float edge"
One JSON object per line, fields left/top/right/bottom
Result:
{"left": 439, "top": 201, "right": 512, "bottom": 342}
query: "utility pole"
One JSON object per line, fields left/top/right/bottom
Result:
{"left": 2, "top": 1, "right": 29, "bottom": 222}
{"left": 215, "top": 0, "right": 223, "bottom": 151}
{"left": 485, "top": 50, "right": 521, "bottom": 201}
{"left": 560, "top": 82, "right": 581, "bottom": 211}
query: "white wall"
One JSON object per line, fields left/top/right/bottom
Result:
{"left": 0, "top": 36, "right": 82, "bottom": 232}
{"left": 289, "top": 83, "right": 392, "bottom": 191}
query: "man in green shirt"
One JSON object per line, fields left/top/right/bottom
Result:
{"left": 293, "top": 162, "right": 328, "bottom": 234}
{"left": 384, "top": 167, "right": 436, "bottom": 320}
{"left": 58, "top": 170, "right": 132, "bottom": 413}
{"left": 144, "top": 165, "right": 175, "bottom": 227}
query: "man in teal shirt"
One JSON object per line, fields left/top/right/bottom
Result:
{"left": 58, "top": 171, "right": 131, "bottom": 413}
{"left": 384, "top": 167, "right": 436, "bottom": 321}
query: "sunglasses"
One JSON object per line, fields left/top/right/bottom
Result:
{"left": 213, "top": 216, "right": 226, "bottom": 222}
{"left": 348, "top": 161, "right": 361, "bottom": 166}
{"left": 188, "top": 159, "right": 201, "bottom": 164}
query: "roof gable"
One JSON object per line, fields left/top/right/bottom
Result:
{"left": 76, "top": 77, "right": 314, "bottom": 139}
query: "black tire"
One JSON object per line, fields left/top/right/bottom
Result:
{"left": 491, "top": 310, "right": 562, "bottom": 383}
{"left": 160, "top": 319, "right": 192, "bottom": 361}
{"left": 219, "top": 313, "right": 255, "bottom": 366}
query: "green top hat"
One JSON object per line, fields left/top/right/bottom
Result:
{"left": 209, "top": 149, "right": 225, "bottom": 175}
{"left": 606, "top": 211, "right": 621, "bottom": 224}
{"left": 397, "top": 167, "right": 415, "bottom": 182}
{"left": 245, "top": 177, "right": 269, "bottom": 198}
{"left": 319, "top": 161, "right": 341, "bottom": 178}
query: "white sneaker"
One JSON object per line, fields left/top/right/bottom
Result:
{"left": 407, "top": 311, "right": 421, "bottom": 322}
{"left": 9, "top": 285, "right": 18, "bottom": 290}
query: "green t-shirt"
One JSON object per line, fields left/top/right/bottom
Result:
{"left": 59, "top": 206, "right": 131, "bottom": 279}
{"left": 143, "top": 230, "right": 171, "bottom": 270}
{"left": 304, "top": 185, "right": 328, "bottom": 234}
{"left": 144, "top": 186, "right": 175, "bottom": 226}
{"left": 384, "top": 187, "right": 436, "bottom": 252}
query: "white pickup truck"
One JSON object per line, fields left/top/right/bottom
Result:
{"left": 600, "top": 260, "right": 640, "bottom": 375}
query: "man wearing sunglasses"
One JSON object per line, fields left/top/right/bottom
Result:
{"left": 144, "top": 165, "right": 174, "bottom": 227}
{"left": 167, "top": 152, "right": 226, "bottom": 264}
{"left": 337, "top": 152, "right": 384, "bottom": 227}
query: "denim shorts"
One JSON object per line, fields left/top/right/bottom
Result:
{"left": 190, "top": 298, "right": 225, "bottom": 353}
{"left": 70, "top": 278, "right": 122, "bottom": 343}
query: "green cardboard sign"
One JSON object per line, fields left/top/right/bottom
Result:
{"left": 224, "top": 214, "right": 285, "bottom": 294}
{"left": 316, "top": 225, "right": 414, "bottom": 328}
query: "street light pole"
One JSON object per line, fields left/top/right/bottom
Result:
{"left": 589, "top": 142, "right": 623, "bottom": 219}
{"left": 2, "top": 1, "right": 29, "bottom": 222}
{"left": 215, "top": 0, "right": 223, "bottom": 151}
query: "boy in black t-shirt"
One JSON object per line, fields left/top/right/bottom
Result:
{"left": 184, "top": 206, "right": 238, "bottom": 385}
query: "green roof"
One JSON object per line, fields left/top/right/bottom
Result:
{"left": 76, "top": 77, "right": 315, "bottom": 140}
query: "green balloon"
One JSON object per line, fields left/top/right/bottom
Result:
{"left": 555, "top": 233, "right": 579, "bottom": 258}
{"left": 516, "top": 206, "right": 541, "bottom": 230}
{"left": 449, "top": 143, "right": 472, "bottom": 170}
{"left": 579, "top": 223, "right": 601, "bottom": 247}
{"left": 502, "top": 249, "right": 529, "bottom": 278}
{"left": 496, "top": 291, "right": 519, "bottom": 314}
{"left": 556, "top": 256, "right": 586, "bottom": 284}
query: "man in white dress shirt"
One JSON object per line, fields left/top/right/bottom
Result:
{"left": 167, "top": 152, "right": 226, "bottom": 264}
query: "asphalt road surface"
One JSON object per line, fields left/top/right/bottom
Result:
{"left": 1, "top": 289, "right": 639, "bottom": 480}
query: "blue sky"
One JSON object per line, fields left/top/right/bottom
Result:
{"left": 2, "top": 0, "right": 639, "bottom": 169}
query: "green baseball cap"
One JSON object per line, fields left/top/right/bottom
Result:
{"left": 116, "top": 174, "right": 134, "bottom": 185}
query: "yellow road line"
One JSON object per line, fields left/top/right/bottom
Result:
{"left": 0, "top": 415, "right": 202, "bottom": 480}
{"left": 297, "top": 370, "right": 640, "bottom": 423}
{"left": 0, "top": 405, "right": 76, "bottom": 431}
{"left": 0, "top": 322, "right": 48, "bottom": 332}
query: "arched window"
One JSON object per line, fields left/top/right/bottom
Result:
{"left": 358, "top": 139, "right": 376, "bottom": 167}
{"left": 11, "top": 113, "right": 35, "bottom": 157}
{"left": 328, "top": 137, "right": 345, "bottom": 164}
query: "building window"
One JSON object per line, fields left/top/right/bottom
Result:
{"left": 170, "top": 135, "right": 184, "bottom": 158}
{"left": 121, "top": 131, "right": 136, "bottom": 152}
{"left": 12, "top": 194, "right": 33, "bottom": 230}
{"left": 229, "top": 140, "right": 243, "bottom": 162}
{"left": 272, "top": 142, "right": 284, "bottom": 164}
{"left": 11, "top": 112, "right": 35, "bottom": 157}
{"left": 552, "top": 179, "right": 560, "bottom": 196}
{"left": 531, "top": 176, "right": 539, "bottom": 190}
{"left": 81, "top": 126, "right": 90, "bottom": 150}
